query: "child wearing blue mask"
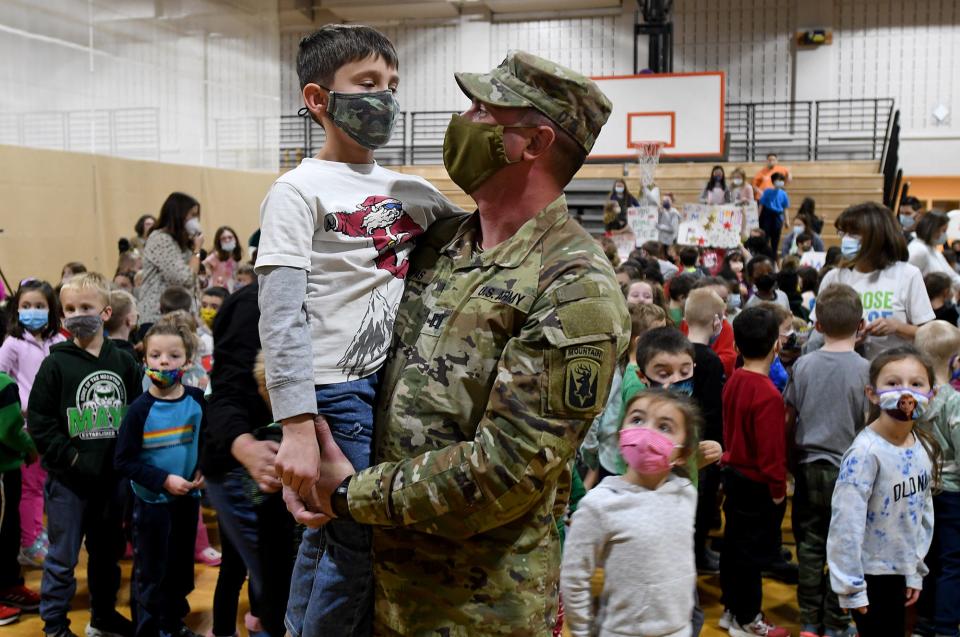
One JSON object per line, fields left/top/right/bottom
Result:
{"left": 827, "top": 346, "right": 938, "bottom": 637}
{"left": 0, "top": 279, "right": 65, "bottom": 568}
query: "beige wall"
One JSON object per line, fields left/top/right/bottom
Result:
{"left": 0, "top": 144, "right": 277, "bottom": 292}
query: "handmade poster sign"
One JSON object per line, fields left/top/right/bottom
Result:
{"left": 610, "top": 228, "right": 637, "bottom": 261}
{"left": 742, "top": 201, "right": 759, "bottom": 237}
{"left": 799, "top": 251, "right": 827, "bottom": 270}
{"left": 626, "top": 206, "right": 660, "bottom": 245}
{"left": 677, "top": 204, "right": 744, "bottom": 249}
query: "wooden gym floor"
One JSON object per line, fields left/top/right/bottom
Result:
{"left": 6, "top": 507, "right": 806, "bottom": 637}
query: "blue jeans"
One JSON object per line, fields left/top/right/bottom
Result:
{"left": 205, "top": 470, "right": 264, "bottom": 616}
{"left": 41, "top": 477, "right": 124, "bottom": 634}
{"left": 929, "top": 491, "right": 960, "bottom": 637}
{"left": 285, "top": 374, "right": 377, "bottom": 637}
{"left": 131, "top": 496, "right": 198, "bottom": 637}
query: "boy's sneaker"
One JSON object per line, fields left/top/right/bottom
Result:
{"left": 0, "top": 584, "right": 40, "bottom": 610}
{"left": 195, "top": 547, "right": 222, "bottom": 567}
{"left": 17, "top": 536, "right": 47, "bottom": 567}
{"left": 45, "top": 627, "right": 78, "bottom": 637}
{"left": 86, "top": 611, "right": 134, "bottom": 637}
{"left": 719, "top": 609, "right": 734, "bottom": 630}
{"left": 729, "top": 613, "right": 791, "bottom": 637}
{"left": 0, "top": 604, "right": 19, "bottom": 626}
{"left": 799, "top": 624, "right": 820, "bottom": 637}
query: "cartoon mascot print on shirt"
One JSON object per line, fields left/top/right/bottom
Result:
{"left": 324, "top": 195, "right": 426, "bottom": 378}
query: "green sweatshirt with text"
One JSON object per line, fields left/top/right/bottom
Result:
{"left": 28, "top": 338, "right": 141, "bottom": 489}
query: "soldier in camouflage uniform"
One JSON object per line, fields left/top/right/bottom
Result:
{"left": 304, "top": 51, "right": 631, "bottom": 636}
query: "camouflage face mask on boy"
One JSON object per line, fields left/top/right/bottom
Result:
{"left": 300, "top": 88, "right": 399, "bottom": 150}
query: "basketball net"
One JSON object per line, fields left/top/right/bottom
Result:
{"left": 633, "top": 141, "right": 664, "bottom": 188}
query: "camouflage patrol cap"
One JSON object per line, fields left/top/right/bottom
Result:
{"left": 454, "top": 50, "right": 612, "bottom": 154}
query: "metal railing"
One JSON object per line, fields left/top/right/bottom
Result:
{"left": 0, "top": 108, "right": 161, "bottom": 160}
{"left": 724, "top": 98, "right": 894, "bottom": 162}
{"left": 277, "top": 114, "right": 407, "bottom": 169}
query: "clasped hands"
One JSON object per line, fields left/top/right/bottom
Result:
{"left": 273, "top": 414, "right": 356, "bottom": 528}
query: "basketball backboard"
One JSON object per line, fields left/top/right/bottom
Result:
{"left": 589, "top": 71, "right": 725, "bottom": 159}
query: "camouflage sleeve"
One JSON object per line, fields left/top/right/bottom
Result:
{"left": 348, "top": 279, "right": 630, "bottom": 538}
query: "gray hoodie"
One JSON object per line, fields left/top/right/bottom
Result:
{"left": 561, "top": 474, "right": 695, "bottom": 637}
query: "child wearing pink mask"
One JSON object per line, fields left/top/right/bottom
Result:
{"left": 561, "top": 389, "right": 699, "bottom": 637}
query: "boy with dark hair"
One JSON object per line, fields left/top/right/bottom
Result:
{"left": 719, "top": 306, "right": 790, "bottom": 637}
{"left": 642, "top": 239, "right": 679, "bottom": 280}
{"left": 924, "top": 272, "right": 959, "bottom": 326}
{"left": 785, "top": 283, "right": 869, "bottom": 637}
{"left": 255, "top": 24, "right": 462, "bottom": 636}
{"left": 745, "top": 255, "right": 790, "bottom": 310}
{"left": 666, "top": 273, "right": 698, "bottom": 325}
{"left": 679, "top": 246, "right": 703, "bottom": 276}
{"left": 29, "top": 273, "right": 142, "bottom": 637}
{"left": 758, "top": 171, "right": 790, "bottom": 253}
{"left": 796, "top": 232, "right": 813, "bottom": 254}
{"left": 159, "top": 286, "right": 193, "bottom": 316}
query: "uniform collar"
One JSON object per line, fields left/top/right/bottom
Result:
{"left": 447, "top": 195, "right": 570, "bottom": 269}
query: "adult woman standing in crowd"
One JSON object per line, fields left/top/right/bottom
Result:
{"left": 130, "top": 214, "right": 157, "bottom": 252}
{"left": 908, "top": 210, "right": 960, "bottom": 287}
{"left": 606, "top": 178, "right": 640, "bottom": 230}
{"left": 700, "top": 165, "right": 730, "bottom": 204}
{"left": 204, "top": 226, "right": 243, "bottom": 291}
{"left": 137, "top": 192, "right": 203, "bottom": 336}
{"left": 816, "top": 202, "right": 935, "bottom": 359}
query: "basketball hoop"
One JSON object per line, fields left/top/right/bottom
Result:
{"left": 632, "top": 141, "right": 664, "bottom": 188}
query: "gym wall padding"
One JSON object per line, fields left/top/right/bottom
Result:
{"left": 0, "top": 144, "right": 277, "bottom": 291}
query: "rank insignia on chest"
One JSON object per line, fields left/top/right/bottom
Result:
{"left": 563, "top": 346, "right": 604, "bottom": 411}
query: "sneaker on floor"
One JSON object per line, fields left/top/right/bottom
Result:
{"left": 719, "top": 609, "right": 734, "bottom": 630}
{"left": 0, "top": 604, "right": 19, "bottom": 626}
{"left": 195, "top": 546, "right": 222, "bottom": 566}
{"left": 799, "top": 624, "right": 820, "bottom": 637}
{"left": 697, "top": 550, "right": 720, "bottom": 574}
{"left": 17, "top": 536, "right": 47, "bottom": 567}
{"left": 86, "top": 611, "right": 134, "bottom": 637}
{"left": 46, "top": 627, "right": 78, "bottom": 637}
{"left": 762, "top": 558, "right": 800, "bottom": 584}
{"left": 0, "top": 584, "right": 40, "bottom": 611}
{"left": 160, "top": 626, "right": 201, "bottom": 637}
{"left": 728, "top": 613, "right": 791, "bottom": 637}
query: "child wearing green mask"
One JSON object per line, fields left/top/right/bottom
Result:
{"left": 255, "top": 24, "right": 463, "bottom": 637}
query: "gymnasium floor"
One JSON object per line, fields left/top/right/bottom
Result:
{"left": 6, "top": 508, "right": 805, "bottom": 637}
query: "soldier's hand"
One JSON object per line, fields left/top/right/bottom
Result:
{"left": 282, "top": 485, "right": 329, "bottom": 528}
{"left": 276, "top": 415, "right": 321, "bottom": 499}
{"left": 310, "top": 415, "right": 356, "bottom": 518}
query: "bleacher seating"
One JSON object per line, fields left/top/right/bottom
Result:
{"left": 391, "top": 160, "right": 884, "bottom": 247}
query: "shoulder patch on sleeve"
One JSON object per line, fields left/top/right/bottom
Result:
{"left": 558, "top": 301, "right": 616, "bottom": 339}
{"left": 552, "top": 281, "right": 601, "bottom": 305}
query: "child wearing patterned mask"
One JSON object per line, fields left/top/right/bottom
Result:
{"left": 827, "top": 346, "right": 939, "bottom": 637}
{"left": 562, "top": 388, "right": 699, "bottom": 637}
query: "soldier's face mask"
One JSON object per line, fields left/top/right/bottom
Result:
{"left": 442, "top": 114, "right": 533, "bottom": 194}
{"left": 300, "top": 87, "right": 399, "bottom": 150}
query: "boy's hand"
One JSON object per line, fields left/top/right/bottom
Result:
{"left": 232, "top": 434, "right": 282, "bottom": 493}
{"left": 164, "top": 474, "right": 195, "bottom": 496}
{"left": 905, "top": 588, "right": 921, "bottom": 607}
{"left": 192, "top": 471, "right": 205, "bottom": 490}
{"left": 282, "top": 485, "right": 329, "bottom": 528}
{"left": 276, "top": 415, "right": 321, "bottom": 498}
{"left": 697, "top": 441, "right": 722, "bottom": 468}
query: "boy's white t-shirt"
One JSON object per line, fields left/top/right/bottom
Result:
{"left": 814, "top": 261, "right": 935, "bottom": 359}
{"left": 255, "top": 158, "right": 463, "bottom": 384}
